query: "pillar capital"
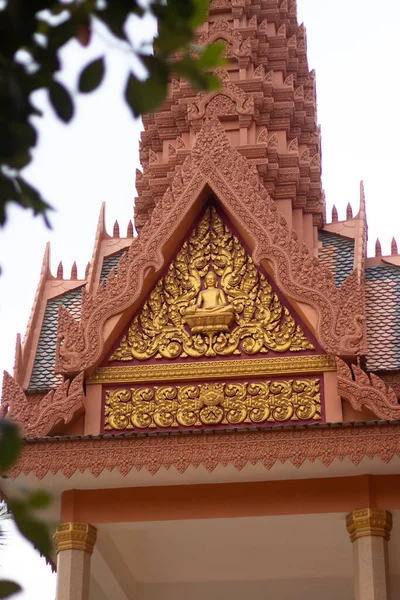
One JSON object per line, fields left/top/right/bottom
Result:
{"left": 54, "top": 523, "right": 97, "bottom": 555}
{"left": 346, "top": 508, "right": 392, "bottom": 543}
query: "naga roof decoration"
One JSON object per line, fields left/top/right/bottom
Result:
{"left": 0, "top": 371, "right": 84, "bottom": 437}
{"left": 336, "top": 358, "right": 400, "bottom": 421}
{"left": 55, "top": 119, "right": 365, "bottom": 376}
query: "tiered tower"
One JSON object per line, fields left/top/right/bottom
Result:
{"left": 135, "top": 0, "right": 324, "bottom": 257}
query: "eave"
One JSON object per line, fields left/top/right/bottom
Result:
{"left": 9, "top": 419, "right": 400, "bottom": 481}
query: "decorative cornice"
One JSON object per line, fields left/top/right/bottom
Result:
{"left": 336, "top": 358, "right": 400, "bottom": 421}
{"left": 0, "top": 372, "right": 85, "bottom": 437}
{"left": 55, "top": 120, "right": 365, "bottom": 376}
{"left": 346, "top": 509, "right": 392, "bottom": 543}
{"left": 8, "top": 422, "right": 400, "bottom": 480}
{"left": 89, "top": 355, "right": 336, "bottom": 384}
{"left": 54, "top": 523, "right": 97, "bottom": 554}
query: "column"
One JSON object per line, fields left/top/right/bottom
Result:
{"left": 54, "top": 522, "right": 97, "bottom": 600}
{"left": 346, "top": 509, "right": 392, "bottom": 600}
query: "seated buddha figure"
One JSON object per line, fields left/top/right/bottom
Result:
{"left": 185, "top": 271, "right": 234, "bottom": 317}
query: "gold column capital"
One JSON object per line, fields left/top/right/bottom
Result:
{"left": 54, "top": 523, "right": 97, "bottom": 555}
{"left": 346, "top": 509, "right": 392, "bottom": 543}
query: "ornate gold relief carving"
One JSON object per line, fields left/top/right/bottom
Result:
{"left": 110, "top": 207, "right": 314, "bottom": 362}
{"left": 104, "top": 378, "right": 321, "bottom": 430}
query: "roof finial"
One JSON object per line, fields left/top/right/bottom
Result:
{"left": 346, "top": 203, "right": 353, "bottom": 220}
{"left": 127, "top": 220, "right": 134, "bottom": 238}
{"left": 113, "top": 220, "right": 120, "bottom": 238}
{"left": 375, "top": 238, "right": 382, "bottom": 257}
{"left": 332, "top": 205, "right": 338, "bottom": 223}
{"left": 391, "top": 237, "right": 398, "bottom": 256}
{"left": 70, "top": 261, "right": 78, "bottom": 280}
{"left": 56, "top": 261, "right": 63, "bottom": 280}
{"left": 85, "top": 262, "right": 90, "bottom": 278}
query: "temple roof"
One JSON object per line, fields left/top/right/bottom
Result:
{"left": 366, "top": 264, "right": 400, "bottom": 372}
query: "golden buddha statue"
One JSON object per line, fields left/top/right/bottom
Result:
{"left": 185, "top": 271, "right": 234, "bottom": 317}
{"left": 184, "top": 272, "right": 235, "bottom": 356}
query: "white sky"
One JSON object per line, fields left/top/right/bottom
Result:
{"left": 1, "top": 0, "right": 400, "bottom": 597}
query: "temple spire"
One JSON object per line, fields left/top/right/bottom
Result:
{"left": 375, "top": 239, "right": 382, "bottom": 257}
{"left": 70, "top": 262, "right": 78, "bottom": 280}
{"left": 332, "top": 205, "right": 338, "bottom": 223}
{"left": 346, "top": 203, "right": 353, "bottom": 220}
{"left": 391, "top": 237, "right": 398, "bottom": 256}
{"left": 56, "top": 261, "right": 63, "bottom": 280}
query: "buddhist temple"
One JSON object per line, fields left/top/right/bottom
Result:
{"left": 3, "top": 1, "right": 400, "bottom": 599}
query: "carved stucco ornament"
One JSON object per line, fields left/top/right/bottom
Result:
{"left": 196, "top": 18, "right": 251, "bottom": 59}
{"left": 109, "top": 207, "right": 314, "bottom": 361}
{"left": 104, "top": 378, "right": 321, "bottom": 431}
{"left": 55, "top": 119, "right": 366, "bottom": 375}
{"left": 336, "top": 357, "right": 400, "bottom": 420}
{"left": 188, "top": 68, "right": 254, "bottom": 121}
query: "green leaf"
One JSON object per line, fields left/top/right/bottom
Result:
{"left": 78, "top": 57, "right": 105, "bottom": 93}
{"left": 0, "top": 581, "right": 21, "bottom": 599}
{"left": 190, "top": 0, "right": 209, "bottom": 27}
{"left": 124, "top": 73, "right": 167, "bottom": 118}
{"left": 197, "top": 42, "right": 226, "bottom": 69}
{"left": 0, "top": 421, "right": 21, "bottom": 473}
{"left": 49, "top": 81, "right": 74, "bottom": 123}
{"left": 8, "top": 499, "right": 52, "bottom": 558}
{"left": 28, "top": 491, "right": 51, "bottom": 509}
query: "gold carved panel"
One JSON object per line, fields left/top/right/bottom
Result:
{"left": 104, "top": 378, "right": 321, "bottom": 431}
{"left": 110, "top": 207, "right": 315, "bottom": 362}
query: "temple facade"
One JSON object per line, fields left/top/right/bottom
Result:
{"left": 3, "top": 1, "right": 400, "bottom": 599}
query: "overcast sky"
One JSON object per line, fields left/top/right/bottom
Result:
{"left": 1, "top": 1, "right": 400, "bottom": 597}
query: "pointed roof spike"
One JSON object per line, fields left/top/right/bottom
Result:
{"left": 85, "top": 262, "right": 90, "bottom": 279}
{"left": 70, "top": 261, "right": 78, "bottom": 280}
{"left": 127, "top": 220, "right": 134, "bottom": 238}
{"left": 391, "top": 237, "right": 398, "bottom": 256}
{"left": 332, "top": 205, "right": 338, "bottom": 223}
{"left": 375, "top": 238, "right": 382, "bottom": 257}
{"left": 113, "top": 220, "right": 120, "bottom": 238}
{"left": 346, "top": 203, "right": 353, "bottom": 220}
{"left": 56, "top": 261, "right": 63, "bottom": 279}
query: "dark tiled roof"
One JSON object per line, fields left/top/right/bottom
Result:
{"left": 100, "top": 250, "right": 126, "bottom": 282}
{"left": 318, "top": 231, "right": 354, "bottom": 287}
{"left": 366, "top": 265, "right": 400, "bottom": 372}
{"left": 29, "top": 287, "right": 83, "bottom": 391}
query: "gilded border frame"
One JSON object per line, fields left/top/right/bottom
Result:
{"left": 88, "top": 354, "right": 336, "bottom": 384}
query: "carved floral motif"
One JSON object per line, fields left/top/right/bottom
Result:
{"left": 109, "top": 207, "right": 314, "bottom": 361}
{"left": 104, "top": 378, "right": 321, "bottom": 431}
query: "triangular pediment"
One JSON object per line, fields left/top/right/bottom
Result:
{"left": 105, "top": 204, "right": 319, "bottom": 365}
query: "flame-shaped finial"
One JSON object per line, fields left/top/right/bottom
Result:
{"left": 127, "top": 220, "right": 134, "bottom": 238}
{"left": 346, "top": 203, "right": 353, "bottom": 220}
{"left": 332, "top": 205, "right": 338, "bottom": 223}
{"left": 113, "top": 220, "right": 120, "bottom": 238}
{"left": 391, "top": 237, "right": 398, "bottom": 256}
{"left": 375, "top": 239, "right": 382, "bottom": 257}
{"left": 56, "top": 261, "right": 63, "bottom": 280}
{"left": 70, "top": 261, "right": 78, "bottom": 280}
